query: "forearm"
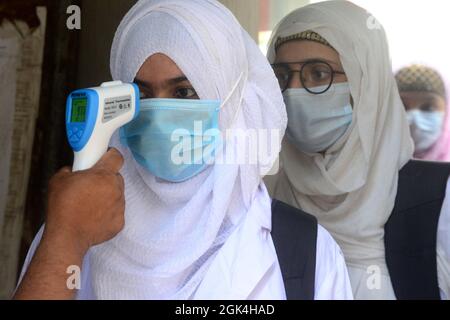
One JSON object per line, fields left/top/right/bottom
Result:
{"left": 13, "top": 230, "right": 87, "bottom": 300}
{"left": 13, "top": 149, "right": 125, "bottom": 299}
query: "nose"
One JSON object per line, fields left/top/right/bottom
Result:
{"left": 152, "top": 88, "right": 174, "bottom": 99}
{"left": 287, "top": 70, "right": 303, "bottom": 89}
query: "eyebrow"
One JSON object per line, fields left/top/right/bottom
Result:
{"left": 134, "top": 76, "right": 190, "bottom": 89}
{"left": 421, "top": 97, "right": 441, "bottom": 105}
{"left": 402, "top": 94, "right": 440, "bottom": 103}
{"left": 275, "top": 58, "right": 341, "bottom": 67}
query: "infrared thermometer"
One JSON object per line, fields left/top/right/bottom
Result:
{"left": 66, "top": 80, "right": 140, "bottom": 171}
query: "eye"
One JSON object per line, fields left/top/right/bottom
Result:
{"left": 272, "top": 65, "right": 290, "bottom": 89}
{"left": 174, "top": 87, "right": 198, "bottom": 99}
{"left": 310, "top": 66, "right": 331, "bottom": 82}
{"left": 139, "top": 91, "right": 150, "bottom": 99}
{"left": 420, "top": 103, "right": 436, "bottom": 112}
{"left": 137, "top": 85, "right": 152, "bottom": 99}
{"left": 419, "top": 99, "right": 439, "bottom": 112}
{"left": 302, "top": 62, "right": 333, "bottom": 87}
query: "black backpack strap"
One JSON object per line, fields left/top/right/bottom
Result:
{"left": 271, "top": 199, "right": 318, "bottom": 300}
{"left": 385, "top": 160, "right": 450, "bottom": 300}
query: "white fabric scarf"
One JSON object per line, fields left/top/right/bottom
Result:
{"left": 88, "top": 0, "right": 287, "bottom": 299}
{"left": 266, "top": 0, "right": 413, "bottom": 296}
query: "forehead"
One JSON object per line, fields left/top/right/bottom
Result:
{"left": 136, "top": 53, "right": 184, "bottom": 81}
{"left": 400, "top": 91, "right": 445, "bottom": 104}
{"left": 274, "top": 40, "right": 341, "bottom": 64}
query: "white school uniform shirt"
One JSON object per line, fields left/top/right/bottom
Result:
{"left": 18, "top": 221, "right": 353, "bottom": 300}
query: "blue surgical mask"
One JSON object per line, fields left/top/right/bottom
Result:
{"left": 120, "top": 98, "right": 221, "bottom": 182}
{"left": 406, "top": 109, "right": 444, "bottom": 152}
{"left": 283, "top": 82, "right": 353, "bottom": 153}
{"left": 120, "top": 72, "right": 245, "bottom": 182}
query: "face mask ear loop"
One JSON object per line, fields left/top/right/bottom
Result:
{"left": 214, "top": 71, "right": 248, "bottom": 165}
{"left": 218, "top": 71, "right": 248, "bottom": 127}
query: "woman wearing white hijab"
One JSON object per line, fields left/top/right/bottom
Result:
{"left": 266, "top": 0, "right": 450, "bottom": 300}
{"left": 15, "top": 0, "right": 352, "bottom": 300}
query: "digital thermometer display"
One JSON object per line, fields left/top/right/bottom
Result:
{"left": 71, "top": 98, "right": 87, "bottom": 122}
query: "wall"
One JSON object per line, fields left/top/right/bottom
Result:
{"left": 219, "top": 0, "right": 260, "bottom": 40}
{"left": 76, "top": 0, "right": 137, "bottom": 87}
{"left": 76, "top": 0, "right": 262, "bottom": 88}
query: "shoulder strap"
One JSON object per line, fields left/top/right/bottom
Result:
{"left": 386, "top": 160, "right": 450, "bottom": 300}
{"left": 271, "top": 199, "right": 318, "bottom": 300}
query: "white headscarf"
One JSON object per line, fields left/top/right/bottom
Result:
{"left": 88, "top": 0, "right": 287, "bottom": 299}
{"left": 266, "top": 0, "right": 413, "bottom": 296}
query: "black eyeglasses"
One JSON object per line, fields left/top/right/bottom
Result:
{"left": 271, "top": 60, "right": 346, "bottom": 94}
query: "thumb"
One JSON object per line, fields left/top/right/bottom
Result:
{"left": 94, "top": 148, "right": 124, "bottom": 173}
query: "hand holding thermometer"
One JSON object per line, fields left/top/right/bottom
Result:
{"left": 66, "top": 80, "right": 140, "bottom": 171}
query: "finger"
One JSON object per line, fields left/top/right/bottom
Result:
{"left": 116, "top": 173, "right": 125, "bottom": 193}
{"left": 95, "top": 148, "right": 124, "bottom": 173}
{"left": 54, "top": 166, "right": 72, "bottom": 179}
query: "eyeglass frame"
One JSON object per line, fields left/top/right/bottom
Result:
{"left": 271, "top": 59, "right": 346, "bottom": 94}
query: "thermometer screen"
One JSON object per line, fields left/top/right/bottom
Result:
{"left": 71, "top": 98, "right": 87, "bottom": 123}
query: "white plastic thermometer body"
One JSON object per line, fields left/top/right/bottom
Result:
{"left": 66, "top": 81, "right": 140, "bottom": 171}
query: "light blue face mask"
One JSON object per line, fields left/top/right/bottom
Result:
{"left": 283, "top": 82, "right": 353, "bottom": 153}
{"left": 120, "top": 98, "right": 221, "bottom": 182}
{"left": 406, "top": 109, "right": 444, "bottom": 152}
{"left": 120, "top": 73, "right": 245, "bottom": 182}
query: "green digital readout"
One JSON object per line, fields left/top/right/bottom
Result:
{"left": 71, "top": 98, "right": 87, "bottom": 123}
